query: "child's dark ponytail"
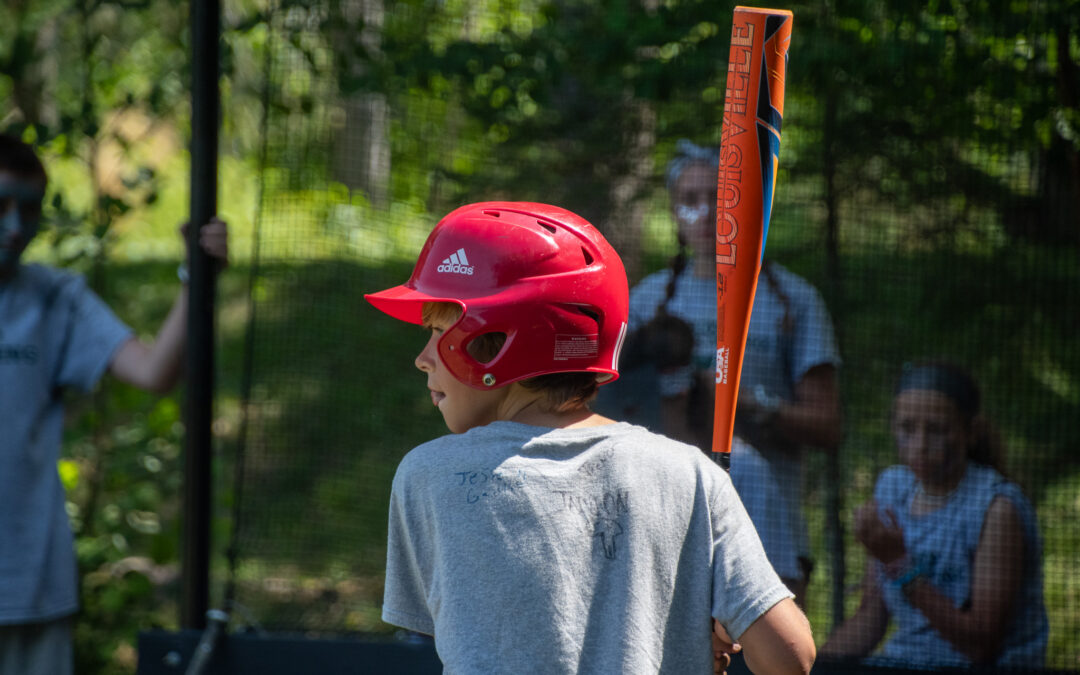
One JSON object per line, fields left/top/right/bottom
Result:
{"left": 659, "top": 231, "right": 689, "bottom": 317}
{"left": 968, "top": 414, "right": 1007, "bottom": 476}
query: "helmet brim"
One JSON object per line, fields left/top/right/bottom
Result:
{"left": 364, "top": 285, "right": 464, "bottom": 325}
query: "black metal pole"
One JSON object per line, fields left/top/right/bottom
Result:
{"left": 183, "top": 0, "right": 220, "bottom": 631}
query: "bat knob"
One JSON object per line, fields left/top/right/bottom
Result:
{"left": 712, "top": 452, "right": 731, "bottom": 472}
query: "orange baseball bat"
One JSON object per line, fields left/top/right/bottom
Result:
{"left": 712, "top": 6, "right": 792, "bottom": 470}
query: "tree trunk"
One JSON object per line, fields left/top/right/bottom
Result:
{"left": 602, "top": 100, "right": 656, "bottom": 282}
{"left": 331, "top": 0, "right": 390, "bottom": 208}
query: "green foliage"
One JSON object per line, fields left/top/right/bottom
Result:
{"left": 788, "top": 0, "right": 1079, "bottom": 245}
{"left": 367, "top": 0, "right": 731, "bottom": 222}
{"left": 58, "top": 263, "right": 185, "bottom": 674}
{"left": 1, "top": 0, "right": 191, "bottom": 254}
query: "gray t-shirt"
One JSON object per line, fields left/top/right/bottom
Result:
{"left": 0, "top": 264, "right": 132, "bottom": 623}
{"left": 382, "top": 421, "right": 792, "bottom": 674}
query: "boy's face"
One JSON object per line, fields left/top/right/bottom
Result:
{"left": 415, "top": 313, "right": 510, "bottom": 434}
{"left": 0, "top": 170, "right": 45, "bottom": 276}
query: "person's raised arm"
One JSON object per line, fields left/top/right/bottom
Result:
{"left": 901, "top": 496, "right": 1026, "bottom": 663}
{"left": 108, "top": 218, "right": 228, "bottom": 393}
{"left": 732, "top": 597, "right": 816, "bottom": 675}
{"left": 737, "top": 363, "right": 842, "bottom": 453}
{"left": 780, "top": 364, "right": 842, "bottom": 450}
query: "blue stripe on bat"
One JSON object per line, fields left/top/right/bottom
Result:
{"left": 757, "top": 121, "right": 781, "bottom": 263}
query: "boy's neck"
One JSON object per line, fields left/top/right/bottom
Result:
{"left": 513, "top": 407, "right": 615, "bottom": 429}
{"left": 500, "top": 386, "right": 614, "bottom": 429}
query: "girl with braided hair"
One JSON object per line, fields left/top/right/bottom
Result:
{"left": 601, "top": 139, "right": 843, "bottom": 608}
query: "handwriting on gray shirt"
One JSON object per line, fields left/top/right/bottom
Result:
{"left": 453, "top": 456, "right": 629, "bottom": 560}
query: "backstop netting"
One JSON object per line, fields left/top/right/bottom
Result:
{"left": 218, "top": 0, "right": 1078, "bottom": 670}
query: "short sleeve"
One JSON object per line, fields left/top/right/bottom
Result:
{"left": 873, "top": 465, "right": 913, "bottom": 510}
{"left": 709, "top": 468, "right": 794, "bottom": 639}
{"left": 53, "top": 274, "right": 132, "bottom": 392}
{"left": 789, "top": 281, "right": 841, "bottom": 383}
{"left": 628, "top": 271, "right": 668, "bottom": 329}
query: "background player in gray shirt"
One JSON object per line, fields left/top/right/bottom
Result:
{"left": 0, "top": 133, "right": 227, "bottom": 675}
{"left": 366, "top": 201, "right": 815, "bottom": 674}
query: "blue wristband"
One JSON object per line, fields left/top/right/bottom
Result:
{"left": 892, "top": 563, "right": 924, "bottom": 591}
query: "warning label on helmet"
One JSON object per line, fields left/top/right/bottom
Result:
{"left": 554, "top": 334, "right": 599, "bottom": 360}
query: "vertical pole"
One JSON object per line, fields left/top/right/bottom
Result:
{"left": 821, "top": 0, "right": 847, "bottom": 631}
{"left": 183, "top": 0, "right": 220, "bottom": 631}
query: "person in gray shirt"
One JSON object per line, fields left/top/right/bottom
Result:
{"left": 366, "top": 201, "right": 815, "bottom": 674}
{"left": 0, "top": 133, "right": 227, "bottom": 675}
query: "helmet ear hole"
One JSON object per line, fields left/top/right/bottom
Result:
{"left": 576, "top": 306, "right": 600, "bottom": 322}
{"left": 466, "top": 332, "right": 508, "bottom": 364}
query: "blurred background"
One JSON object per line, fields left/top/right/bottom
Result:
{"left": 2, "top": 0, "right": 1077, "bottom": 672}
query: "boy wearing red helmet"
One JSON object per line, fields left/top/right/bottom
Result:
{"left": 366, "top": 202, "right": 815, "bottom": 674}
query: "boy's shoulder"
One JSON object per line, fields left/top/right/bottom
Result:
{"left": 395, "top": 421, "right": 717, "bottom": 486}
{"left": 393, "top": 424, "right": 519, "bottom": 478}
{"left": 411, "top": 420, "right": 696, "bottom": 452}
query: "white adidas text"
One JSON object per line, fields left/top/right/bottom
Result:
{"left": 438, "top": 248, "right": 475, "bottom": 275}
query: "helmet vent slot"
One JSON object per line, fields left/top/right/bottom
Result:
{"left": 581, "top": 247, "right": 594, "bottom": 265}
{"left": 484, "top": 210, "right": 502, "bottom": 217}
{"left": 536, "top": 219, "right": 557, "bottom": 234}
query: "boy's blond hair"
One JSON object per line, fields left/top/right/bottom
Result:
{"left": 422, "top": 302, "right": 599, "bottom": 412}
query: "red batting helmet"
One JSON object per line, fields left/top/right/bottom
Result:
{"left": 365, "top": 202, "right": 629, "bottom": 389}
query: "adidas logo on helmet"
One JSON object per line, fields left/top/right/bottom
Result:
{"left": 437, "top": 248, "right": 475, "bottom": 275}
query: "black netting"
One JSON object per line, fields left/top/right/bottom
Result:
{"left": 219, "top": 1, "right": 1078, "bottom": 671}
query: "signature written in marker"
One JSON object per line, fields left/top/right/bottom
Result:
{"left": 553, "top": 489, "right": 630, "bottom": 560}
{"left": 454, "top": 468, "right": 528, "bottom": 504}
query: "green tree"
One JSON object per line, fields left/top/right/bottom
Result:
{"left": 792, "top": 0, "right": 1079, "bottom": 251}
